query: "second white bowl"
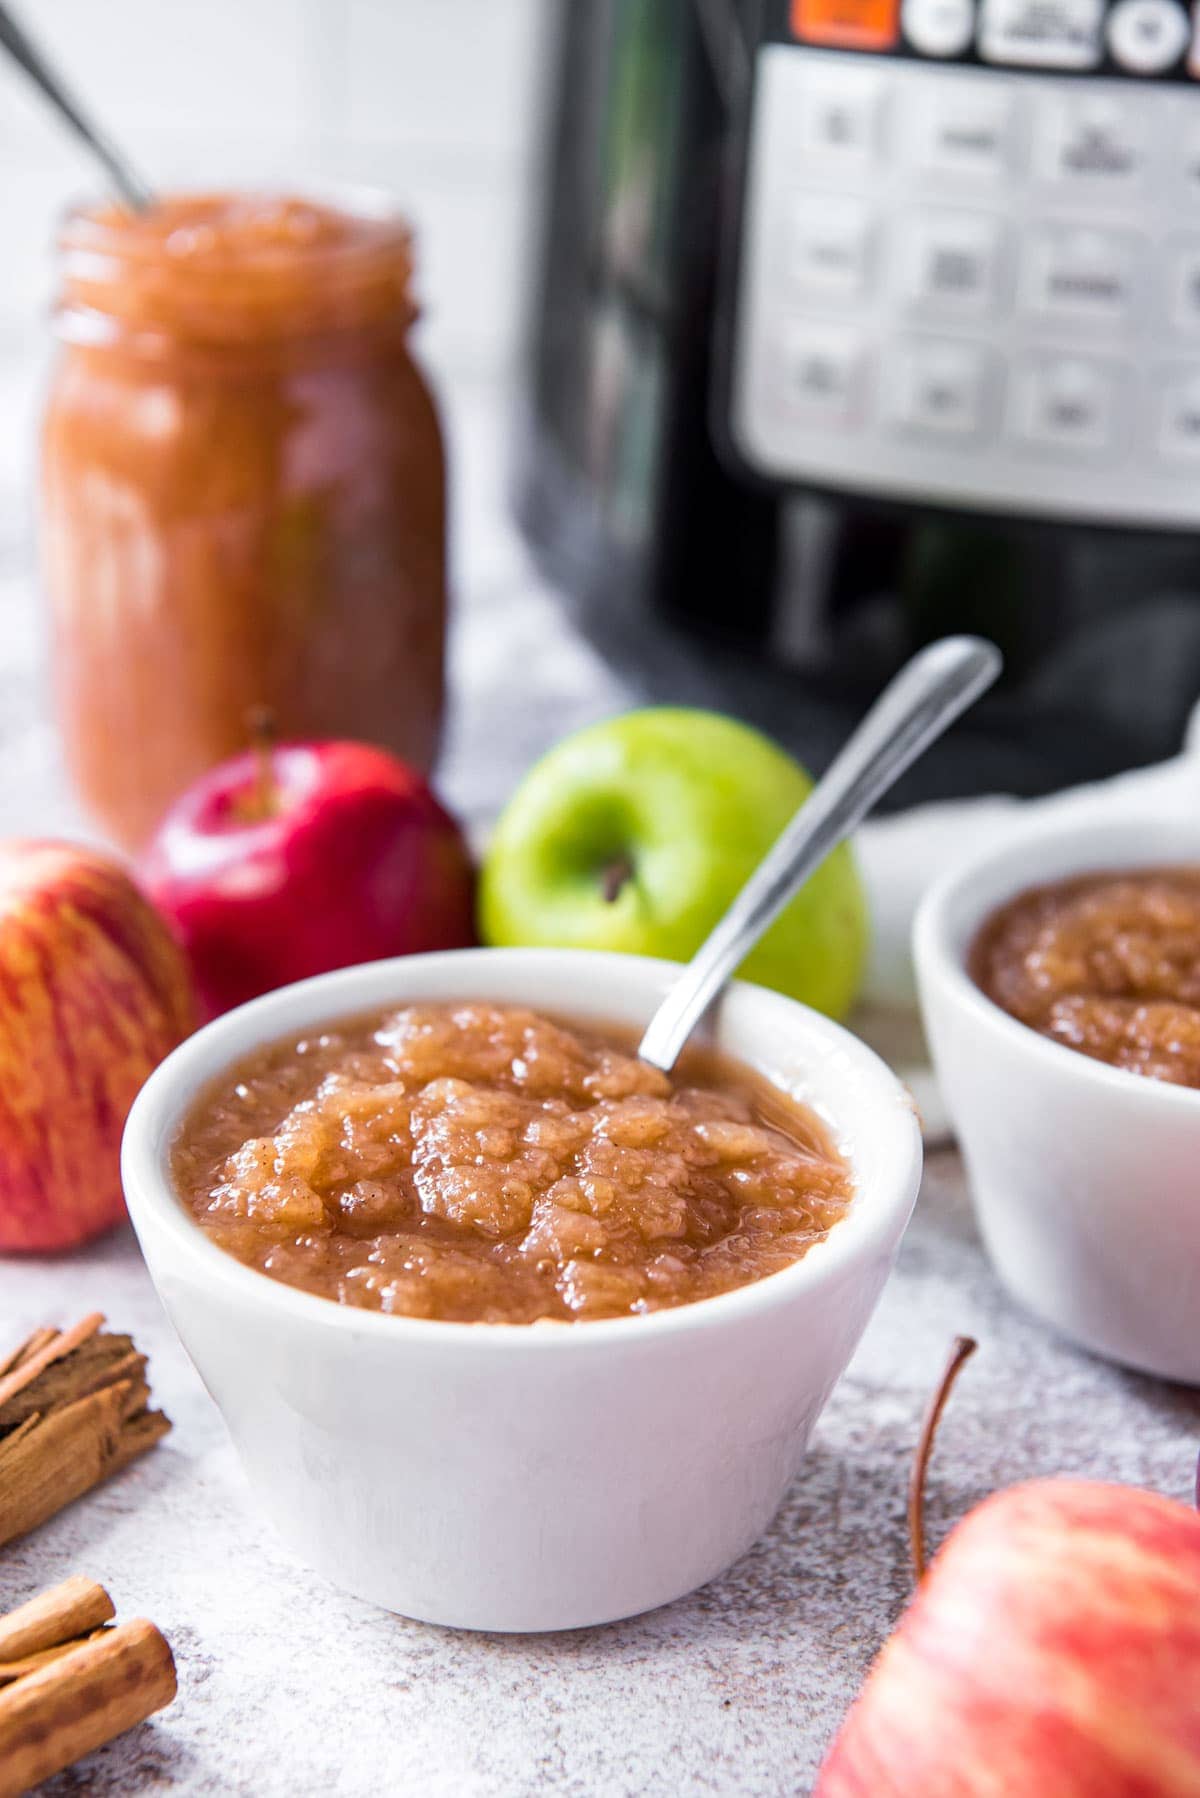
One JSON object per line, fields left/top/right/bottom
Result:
{"left": 914, "top": 818, "right": 1200, "bottom": 1384}
{"left": 122, "top": 948, "right": 921, "bottom": 1631}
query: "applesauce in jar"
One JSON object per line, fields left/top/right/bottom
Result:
{"left": 970, "top": 866, "right": 1200, "bottom": 1088}
{"left": 172, "top": 1003, "right": 853, "bottom": 1323}
{"left": 42, "top": 193, "right": 446, "bottom": 849}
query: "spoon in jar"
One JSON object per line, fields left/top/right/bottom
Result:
{"left": 0, "top": 2, "right": 153, "bottom": 212}
{"left": 637, "top": 634, "right": 1002, "bottom": 1073}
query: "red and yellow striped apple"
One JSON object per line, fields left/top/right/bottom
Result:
{"left": 0, "top": 841, "right": 196, "bottom": 1251}
{"left": 815, "top": 1477, "right": 1200, "bottom": 1797}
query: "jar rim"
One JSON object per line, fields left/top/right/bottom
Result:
{"left": 53, "top": 186, "right": 418, "bottom": 350}
{"left": 58, "top": 185, "right": 413, "bottom": 270}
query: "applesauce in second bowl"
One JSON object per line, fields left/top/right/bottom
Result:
{"left": 172, "top": 1001, "right": 853, "bottom": 1324}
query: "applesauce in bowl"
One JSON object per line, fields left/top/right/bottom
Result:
{"left": 123, "top": 947, "right": 921, "bottom": 1630}
{"left": 171, "top": 1002, "right": 853, "bottom": 1324}
{"left": 969, "top": 866, "right": 1200, "bottom": 1089}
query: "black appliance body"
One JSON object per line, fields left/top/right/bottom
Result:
{"left": 516, "top": 0, "right": 1200, "bottom": 802}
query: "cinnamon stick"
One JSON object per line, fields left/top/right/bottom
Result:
{"left": 0, "top": 1576, "right": 113, "bottom": 1662}
{"left": 0, "top": 1327, "right": 58, "bottom": 1381}
{"left": 0, "top": 1618, "right": 176, "bottom": 1798}
{"left": 0, "top": 1383, "right": 171, "bottom": 1549}
{"left": 0, "top": 1318, "right": 170, "bottom": 1551}
{"left": 0, "top": 1315, "right": 104, "bottom": 1411}
{"left": 0, "top": 1631, "right": 110, "bottom": 1686}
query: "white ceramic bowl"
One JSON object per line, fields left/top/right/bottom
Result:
{"left": 122, "top": 948, "right": 921, "bottom": 1632}
{"left": 914, "top": 817, "right": 1200, "bottom": 1385}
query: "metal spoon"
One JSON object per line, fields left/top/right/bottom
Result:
{"left": 638, "top": 634, "right": 1002, "bottom": 1072}
{"left": 0, "top": 1, "right": 153, "bottom": 211}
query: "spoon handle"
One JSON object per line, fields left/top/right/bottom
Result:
{"left": 637, "top": 634, "right": 1003, "bottom": 1072}
{"left": 0, "top": 2, "right": 153, "bottom": 212}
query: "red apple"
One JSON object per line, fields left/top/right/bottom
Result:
{"left": 0, "top": 840, "right": 196, "bottom": 1252}
{"left": 139, "top": 739, "right": 476, "bottom": 1019}
{"left": 815, "top": 1477, "right": 1200, "bottom": 1796}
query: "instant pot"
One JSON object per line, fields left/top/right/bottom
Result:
{"left": 516, "top": 0, "right": 1200, "bottom": 800}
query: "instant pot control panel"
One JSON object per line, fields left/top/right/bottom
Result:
{"left": 729, "top": 0, "right": 1200, "bottom": 527}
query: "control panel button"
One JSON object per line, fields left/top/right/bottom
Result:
{"left": 1011, "top": 356, "right": 1120, "bottom": 453}
{"left": 1021, "top": 226, "right": 1137, "bottom": 324}
{"left": 978, "top": 0, "right": 1103, "bottom": 67}
{"left": 1107, "top": 0, "right": 1188, "bottom": 69}
{"left": 796, "top": 71, "right": 886, "bottom": 167}
{"left": 780, "top": 323, "right": 866, "bottom": 425}
{"left": 790, "top": 196, "right": 874, "bottom": 299}
{"left": 792, "top": 0, "right": 901, "bottom": 49}
{"left": 1168, "top": 241, "right": 1200, "bottom": 332}
{"left": 897, "top": 210, "right": 1005, "bottom": 313}
{"left": 901, "top": 0, "right": 975, "bottom": 55}
{"left": 1033, "top": 94, "right": 1145, "bottom": 191}
{"left": 884, "top": 340, "right": 990, "bottom": 437}
{"left": 1155, "top": 369, "right": 1200, "bottom": 462}
{"left": 908, "top": 77, "right": 1017, "bottom": 178}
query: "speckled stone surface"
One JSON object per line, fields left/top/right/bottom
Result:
{"left": 0, "top": 357, "right": 1197, "bottom": 1796}
{"left": 3, "top": 1153, "right": 1198, "bottom": 1797}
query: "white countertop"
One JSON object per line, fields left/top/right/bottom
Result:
{"left": 1, "top": 354, "right": 1197, "bottom": 1798}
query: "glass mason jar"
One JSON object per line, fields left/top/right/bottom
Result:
{"left": 41, "top": 193, "right": 447, "bottom": 850}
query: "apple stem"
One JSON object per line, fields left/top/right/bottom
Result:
{"left": 601, "top": 856, "right": 633, "bottom": 904}
{"left": 246, "top": 705, "right": 279, "bottom": 820}
{"left": 908, "top": 1335, "right": 978, "bottom": 1585}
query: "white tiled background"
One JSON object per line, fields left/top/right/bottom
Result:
{"left": 0, "top": 0, "right": 548, "bottom": 373}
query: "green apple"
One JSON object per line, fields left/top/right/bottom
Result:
{"left": 479, "top": 707, "right": 869, "bottom": 1019}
